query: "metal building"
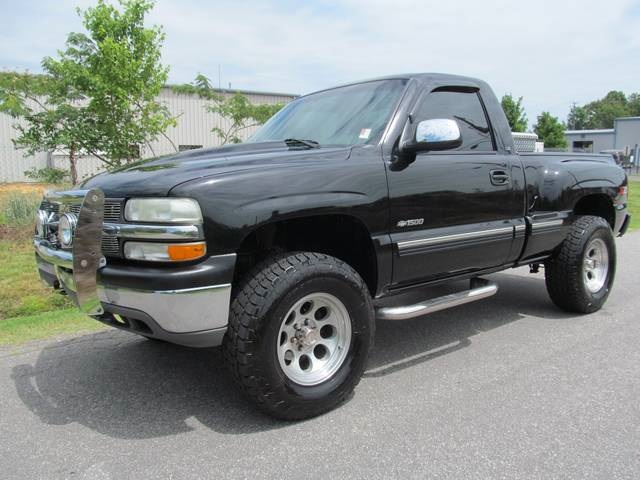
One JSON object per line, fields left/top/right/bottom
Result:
{"left": 0, "top": 86, "right": 296, "bottom": 183}
{"left": 565, "top": 117, "right": 640, "bottom": 158}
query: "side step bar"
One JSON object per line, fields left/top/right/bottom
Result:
{"left": 376, "top": 278, "right": 498, "bottom": 321}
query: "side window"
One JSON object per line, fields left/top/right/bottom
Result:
{"left": 414, "top": 90, "right": 495, "bottom": 151}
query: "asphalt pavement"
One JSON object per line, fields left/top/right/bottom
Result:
{"left": 1, "top": 232, "right": 639, "bottom": 479}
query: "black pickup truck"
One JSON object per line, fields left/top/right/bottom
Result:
{"left": 33, "top": 73, "right": 630, "bottom": 419}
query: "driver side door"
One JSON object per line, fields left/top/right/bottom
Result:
{"left": 387, "top": 87, "right": 522, "bottom": 287}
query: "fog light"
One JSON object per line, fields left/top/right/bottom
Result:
{"left": 58, "top": 213, "right": 77, "bottom": 247}
{"left": 124, "top": 241, "right": 206, "bottom": 262}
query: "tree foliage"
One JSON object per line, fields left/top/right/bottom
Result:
{"left": 172, "top": 74, "right": 220, "bottom": 100}
{"left": 0, "top": 0, "right": 174, "bottom": 183}
{"left": 534, "top": 111, "right": 567, "bottom": 149}
{"left": 501, "top": 94, "right": 528, "bottom": 132}
{"left": 209, "top": 93, "right": 284, "bottom": 144}
{"left": 566, "top": 103, "right": 589, "bottom": 130}
{"left": 23, "top": 166, "right": 69, "bottom": 184}
{"left": 174, "top": 75, "right": 284, "bottom": 145}
{"left": 567, "top": 90, "right": 640, "bottom": 130}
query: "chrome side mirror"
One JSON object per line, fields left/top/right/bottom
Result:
{"left": 400, "top": 118, "right": 463, "bottom": 154}
{"left": 414, "top": 119, "right": 462, "bottom": 151}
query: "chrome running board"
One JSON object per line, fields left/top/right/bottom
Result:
{"left": 376, "top": 278, "right": 498, "bottom": 321}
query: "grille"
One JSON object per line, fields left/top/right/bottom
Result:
{"left": 40, "top": 200, "right": 60, "bottom": 214}
{"left": 101, "top": 235, "right": 120, "bottom": 256}
{"left": 104, "top": 201, "right": 123, "bottom": 223}
{"left": 66, "top": 199, "right": 122, "bottom": 222}
{"left": 40, "top": 197, "right": 123, "bottom": 257}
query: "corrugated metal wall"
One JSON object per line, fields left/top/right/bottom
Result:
{"left": 0, "top": 103, "right": 50, "bottom": 182}
{"left": 0, "top": 87, "right": 295, "bottom": 183}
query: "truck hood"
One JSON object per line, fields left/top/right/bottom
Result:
{"left": 81, "top": 141, "right": 351, "bottom": 197}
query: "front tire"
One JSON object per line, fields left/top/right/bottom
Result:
{"left": 223, "top": 252, "right": 374, "bottom": 420}
{"left": 545, "top": 215, "right": 616, "bottom": 313}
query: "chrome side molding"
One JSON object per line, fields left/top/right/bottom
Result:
{"left": 376, "top": 277, "right": 498, "bottom": 321}
{"left": 397, "top": 226, "right": 514, "bottom": 252}
{"left": 531, "top": 219, "right": 564, "bottom": 230}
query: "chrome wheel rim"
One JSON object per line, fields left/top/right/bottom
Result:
{"left": 276, "top": 292, "right": 351, "bottom": 386}
{"left": 583, "top": 238, "right": 609, "bottom": 293}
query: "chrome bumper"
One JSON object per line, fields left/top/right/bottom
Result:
{"left": 34, "top": 237, "right": 73, "bottom": 269}
{"left": 33, "top": 188, "right": 234, "bottom": 347}
{"left": 98, "top": 283, "right": 231, "bottom": 334}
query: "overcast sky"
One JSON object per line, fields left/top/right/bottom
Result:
{"left": 1, "top": 0, "right": 639, "bottom": 127}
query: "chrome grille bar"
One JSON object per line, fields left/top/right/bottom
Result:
{"left": 68, "top": 199, "right": 122, "bottom": 222}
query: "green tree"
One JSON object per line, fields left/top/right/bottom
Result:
{"left": 210, "top": 93, "right": 284, "bottom": 144}
{"left": 587, "top": 91, "right": 629, "bottom": 129}
{"left": 567, "top": 104, "right": 589, "bottom": 130}
{"left": 0, "top": 0, "right": 174, "bottom": 183}
{"left": 629, "top": 93, "right": 640, "bottom": 117}
{"left": 0, "top": 70, "right": 89, "bottom": 184}
{"left": 567, "top": 90, "right": 637, "bottom": 130}
{"left": 174, "top": 75, "right": 284, "bottom": 145}
{"left": 534, "top": 111, "right": 567, "bottom": 149}
{"left": 501, "top": 94, "right": 528, "bottom": 132}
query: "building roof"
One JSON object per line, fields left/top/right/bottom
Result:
{"left": 162, "top": 84, "right": 298, "bottom": 98}
{"left": 565, "top": 129, "right": 615, "bottom": 135}
{"left": 614, "top": 116, "right": 640, "bottom": 122}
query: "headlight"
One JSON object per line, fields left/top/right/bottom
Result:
{"left": 124, "top": 241, "right": 206, "bottom": 262}
{"left": 58, "top": 213, "right": 77, "bottom": 247}
{"left": 124, "top": 198, "right": 203, "bottom": 223}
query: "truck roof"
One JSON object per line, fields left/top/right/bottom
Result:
{"left": 306, "top": 73, "right": 486, "bottom": 97}
{"left": 369, "top": 72, "right": 483, "bottom": 83}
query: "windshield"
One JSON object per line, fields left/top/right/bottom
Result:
{"left": 248, "top": 79, "right": 408, "bottom": 147}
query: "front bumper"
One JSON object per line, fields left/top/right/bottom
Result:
{"left": 34, "top": 189, "right": 236, "bottom": 348}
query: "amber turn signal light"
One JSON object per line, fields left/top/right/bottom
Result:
{"left": 167, "top": 242, "right": 207, "bottom": 261}
{"left": 124, "top": 241, "right": 207, "bottom": 262}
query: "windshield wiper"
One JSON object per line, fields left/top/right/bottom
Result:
{"left": 284, "top": 138, "right": 320, "bottom": 149}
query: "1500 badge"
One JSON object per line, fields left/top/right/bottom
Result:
{"left": 397, "top": 218, "right": 424, "bottom": 227}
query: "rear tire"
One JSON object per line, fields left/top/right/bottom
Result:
{"left": 223, "top": 252, "right": 374, "bottom": 420}
{"left": 545, "top": 215, "right": 616, "bottom": 313}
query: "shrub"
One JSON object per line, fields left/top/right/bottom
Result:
{"left": 24, "top": 167, "right": 69, "bottom": 184}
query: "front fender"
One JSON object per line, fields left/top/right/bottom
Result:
{"left": 170, "top": 147, "right": 389, "bottom": 255}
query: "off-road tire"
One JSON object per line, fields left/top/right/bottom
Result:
{"left": 545, "top": 215, "right": 616, "bottom": 313}
{"left": 223, "top": 252, "right": 375, "bottom": 420}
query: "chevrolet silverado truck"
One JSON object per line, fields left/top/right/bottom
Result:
{"left": 33, "top": 73, "right": 631, "bottom": 420}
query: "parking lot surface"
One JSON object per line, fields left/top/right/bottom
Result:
{"left": 1, "top": 232, "right": 639, "bottom": 479}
